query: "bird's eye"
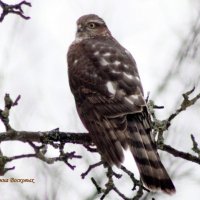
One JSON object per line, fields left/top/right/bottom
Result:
{"left": 87, "top": 22, "right": 96, "bottom": 29}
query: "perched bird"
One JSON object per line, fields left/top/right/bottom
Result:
{"left": 67, "top": 14, "right": 175, "bottom": 194}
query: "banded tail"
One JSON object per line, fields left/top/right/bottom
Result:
{"left": 79, "top": 108, "right": 175, "bottom": 194}
{"left": 127, "top": 115, "right": 176, "bottom": 194}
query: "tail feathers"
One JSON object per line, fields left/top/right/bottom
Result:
{"left": 128, "top": 118, "right": 176, "bottom": 194}
{"left": 84, "top": 110, "right": 175, "bottom": 194}
{"left": 87, "top": 117, "right": 125, "bottom": 167}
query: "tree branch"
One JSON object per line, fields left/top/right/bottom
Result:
{"left": 81, "top": 161, "right": 103, "bottom": 179}
{"left": 0, "top": 129, "right": 91, "bottom": 144}
{"left": 166, "top": 87, "right": 200, "bottom": 128}
{"left": 0, "top": 88, "right": 200, "bottom": 199}
{"left": 0, "top": 0, "right": 31, "bottom": 22}
{"left": 191, "top": 134, "right": 200, "bottom": 158}
{"left": 148, "top": 88, "right": 200, "bottom": 165}
{"left": 159, "top": 144, "right": 200, "bottom": 165}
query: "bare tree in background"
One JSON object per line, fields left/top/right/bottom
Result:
{"left": 141, "top": 6, "right": 200, "bottom": 200}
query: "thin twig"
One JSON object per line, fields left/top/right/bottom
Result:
{"left": 12, "top": 95, "right": 21, "bottom": 106}
{"left": 0, "top": 94, "right": 18, "bottom": 131}
{"left": 191, "top": 134, "right": 200, "bottom": 158}
{"left": 167, "top": 87, "right": 200, "bottom": 127}
{"left": 83, "top": 144, "right": 98, "bottom": 153}
{"left": 159, "top": 144, "right": 200, "bottom": 165}
{"left": 113, "top": 186, "right": 132, "bottom": 200}
{"left": 7, "top": 153, "right": 37, "bottom": 161}
{"left": 121, "top": 165, "right": 149, "bottom": 192}
{"left": 81, "top": 161, "right": 103, "bottom": 179}
{"left": 0, "top": 0, "right": 31, "bottom": 22}
{"left": 91, "top": 177, "right": 102, "bottom": 194}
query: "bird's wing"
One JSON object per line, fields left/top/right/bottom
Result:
{"left": 67, "top": 37, "right": 148, "bottom": 166}
{"left": 67, "top": 37, "right": 146, "bottom": 118}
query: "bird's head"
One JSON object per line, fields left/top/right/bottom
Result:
{"left": 75, "top": 14, "right": 111, "bottom": 42}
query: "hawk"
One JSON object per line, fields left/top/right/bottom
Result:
{"left": 67, "top": 14, "right": 175, "bottom": 194}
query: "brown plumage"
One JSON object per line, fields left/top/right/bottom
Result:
{"left": 67, "top": 14, "right": 175, "bottom": 194}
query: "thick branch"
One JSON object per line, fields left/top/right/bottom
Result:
{"left": 1, "top": 129, "right": 200, "bottom": 168}
{"left": 0, "top": 130, "right": 91, "bottom": 144}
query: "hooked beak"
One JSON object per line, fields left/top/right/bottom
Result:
{"left": 75, "top": 24, "right": 88, "bottom": 41}
{"left": 77, "top": 25, "right": 84, "bottom": 33}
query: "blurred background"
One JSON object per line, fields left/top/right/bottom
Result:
{"left": 0, "top": 0, "right": 200, "bottom": 199}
